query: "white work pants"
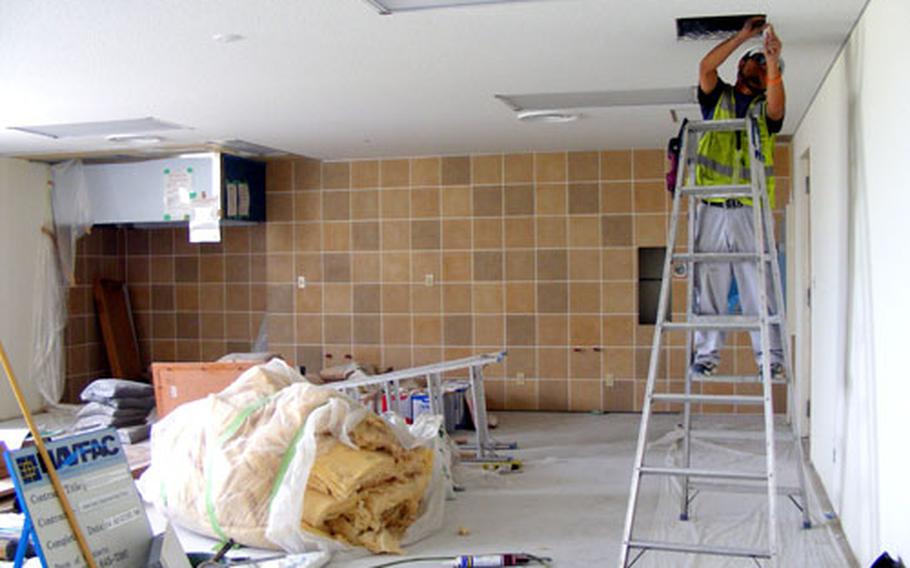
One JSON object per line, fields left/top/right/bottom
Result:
{"left": 692, "top": 202, "right": 783, "bottom": 366}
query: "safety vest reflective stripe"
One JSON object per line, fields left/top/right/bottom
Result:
{"left": 695, "top": 154, "right": 775, "bottom": 180}
{"left": 696, "top": 85, "right": 777, "bottom": 208}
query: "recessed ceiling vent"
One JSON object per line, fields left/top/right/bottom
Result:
{"left": 210, "top": 139, "right": 288, "bottom": 157}
{"left": 676, "top": 14, "right": 766, "bottom": 41}
{"left": 363, "top": 0, "right": 535, "bottom": 15}
{"left": 516, "top": 110, "right": 580, "bottom": 124}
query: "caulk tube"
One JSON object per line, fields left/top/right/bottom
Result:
{"left": 450, "top": 554, "right": 529, "bottom": 567}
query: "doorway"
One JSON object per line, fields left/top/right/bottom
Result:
{"left": 795, "top": 149, "right": 812, "bottom": 438}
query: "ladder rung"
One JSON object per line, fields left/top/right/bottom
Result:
{"left": 672, "top": 252, "right": 767, "bottom": 263}
{"left": 690, "top": 480, "right": 804, "bottom": 496}
{"left": 691, "top": 374, "right": 786, "bottom": 385}
{"left": 687, "top": 118, "right": 748, "bottom": 132}
{"left": 679, "top": 184, "right": 752, "bottom": 197}
{"left": 627, "top": 539, "right": 771, "bottom": 559}
{"left": 650, "top": 393, "right": 765, "bottom": 405}
{"left": 638, "top": 466, "right": 769, "bottom": 481}
{"left": 664, "top": 316, "right": 769, "bottom": 331}
{"left": 691, "top": 429, "right": 794, "bottom": 442}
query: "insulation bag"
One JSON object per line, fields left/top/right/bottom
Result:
{"left": 139, "top": 359, "right": 444, "bottom": 555}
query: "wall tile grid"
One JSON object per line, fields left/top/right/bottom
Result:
{"left": 262, "top": 147, "right": 791, "bottom": 413}
{"left": 123, "top": 224, "right": 267, "bottom": 369}
{"left": 66, "top": 145, "right": 791, "bottom": 413}
{"left": 63, "top": 225, "right": 267, "bottom": 402}
{"left": 64, "top": 227, "right": 124, "bottom": 401}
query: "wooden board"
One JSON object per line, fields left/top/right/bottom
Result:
{"left": 151, "top": 362, "right": 256, "bottom": 417}
{"left": 0, "top": 441, "right": 7, "bottom": 479}
{"left": 93, "top": 278, "right": 144, "bottom": 380}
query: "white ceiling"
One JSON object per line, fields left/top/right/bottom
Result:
{"left": 0, "top": 0, "right": 866, "bottom": 160}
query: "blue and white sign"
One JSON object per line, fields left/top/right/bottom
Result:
{"left": 3, "top": 429, "right": 152, "bottom": 568}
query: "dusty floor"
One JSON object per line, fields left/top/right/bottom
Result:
{"left": 2, "top": 411, "right": 856, "bottom": 568}
{"left": 340, "top": 411, "right": 855, "bottom": 567}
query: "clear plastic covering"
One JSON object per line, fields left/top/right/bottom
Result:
{"left": 30, "top": 160, "right": 92, "bottom": 405}
{"left": 139, "top": 359, "right": 446, "bottom": 560}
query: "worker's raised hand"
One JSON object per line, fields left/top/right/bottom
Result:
{"left": 739, "top": 16, "right": 767, "bottom": 39}
{"left": 764, "top": 25, "right": 782, "bottom": 61}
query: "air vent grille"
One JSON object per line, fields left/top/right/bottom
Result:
{"left": 676, "top": 14, "right": 766, "bottom": 41}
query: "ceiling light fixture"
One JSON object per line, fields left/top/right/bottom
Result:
{"left": 212, "top": 33, "right": 245, "bottom": 43}
{"left": 8, "top": 117, "right": 186, "bottom": 139}
{"left": 106, "top": 134, "right": 165, "bottom": 145}
{"left": 516, "top": 110, "right": 581, "bottom": 124}
{"left": 498, "top": 87, "right": 698, "bottom": 113}
{"left": 363, "top": 0, "right": 537, "bottom": 15}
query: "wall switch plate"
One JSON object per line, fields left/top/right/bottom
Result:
{"left": 515, "top": 372, "right": 525, "bottom": 385}
{"left": 424, "top": 273, "right": 434, "bottom": 287}
{"left": 297, "top": 276, "right": 307, "bottom": 289}
{"left": 603, "top": 374, "right": 615, "bottom": 387}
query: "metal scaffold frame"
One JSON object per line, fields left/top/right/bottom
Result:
{"left": 331, "top": 350, "right": 512, "bottom": 462}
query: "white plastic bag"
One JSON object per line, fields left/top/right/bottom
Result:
{"left": 139, "top": 359, "right": 445, "bottom": 557}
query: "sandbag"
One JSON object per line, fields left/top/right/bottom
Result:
{"left": 76, "top": 402, "right": 150, "bottom": 421}
{"left": 80, "top": 378, "right": 153, "bottom": 402}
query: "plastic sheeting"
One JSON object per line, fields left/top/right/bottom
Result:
{"left": 29, "top": 160, "right": 91, "bottom": 406}
{"left": 139, "top": 412, "right": 852, "bottom": 567}
{"left": 633, "top": 417, "right": 852, "bottom": 567}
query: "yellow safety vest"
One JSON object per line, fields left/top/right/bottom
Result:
{"left": 695, "top": 85, "right": 776, "bottom": 208}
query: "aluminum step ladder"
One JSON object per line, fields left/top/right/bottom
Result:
{"left": 618, "top": 115, "right": 812, "bottom": 567}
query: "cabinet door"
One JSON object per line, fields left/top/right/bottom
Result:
{"left": 221, "top": 154, "right": 266, "bottom": 222}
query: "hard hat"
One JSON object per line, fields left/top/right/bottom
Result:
{"left": 740, "top": 47, "right": 785, "bottom": 74}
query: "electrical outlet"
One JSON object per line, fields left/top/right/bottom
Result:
{"left": 603, "top": 374, "right": 615, "bottom": 387}
{"left": 424, "top": 273, "right": 434, "bottom": 287}
{"left": 515, "top": 372, "right": 525, "bottom": 385}
{"left": 297, "top": 276, "right": 307, "bottom": 289}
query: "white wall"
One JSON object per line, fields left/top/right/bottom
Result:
{"left": 0, "top": 158, "right": 50, "bottom": 420}
{"left": 792, "top": 0, "right": 910, "bottom": 562}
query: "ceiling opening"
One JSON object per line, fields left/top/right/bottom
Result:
{"left": 676, "top": 14, "right": 767, "bottom": 41}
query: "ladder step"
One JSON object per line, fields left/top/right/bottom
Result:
{"left": 687, "top": 118, "right": 748, "bottom": 132}
{"left": 691, "top": 374, "right": 786, "bottom": 385}
{"left": 672, "top": 252, "right": 767, "bottom": 263}
{"left": 627, "top": 539, "right": 771, "bottom": 560}
{"left": 690, "top": 480, "right": 804, "bottom": 496}
{"left": 664, "top": 315, "right": 776, "bottom": 331}
{"left": 679, "top": 184, "right": 752, "bottom": 198}
{"left": 691, "top": 429, "right": 794, "bottom": 442}
{"left": 650, "top": 393, "right": 765, "bottom": 405}
{"left": 638, "top": 466, "right": 769, "bottom": 481}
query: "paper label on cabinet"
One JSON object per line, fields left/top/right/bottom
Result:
{"left": 226, "top": 182, "right": 238, "bottom": 217}
{"left": 189, "top": 201, "right": 221, "bottom": 243}
{"left": 238, "top": 182, "right": 250, "bottom": 217}
{"left": 163, "top": 169, "right": 193, "bottom": 221}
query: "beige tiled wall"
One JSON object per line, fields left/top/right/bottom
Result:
{"left": 64, "top": 227, "right": 124, "bottom": 401}
{"left": 67, "top": 145, "right": 791, "bottom": 413}
{"left": 119, "top": 225, "right": 268, "bottom": 368}
{"left": 64, "top": 225, "right": 267, "bottom": 401}
{"left": 261, "top": 147, "right": 790, "bottom": 413}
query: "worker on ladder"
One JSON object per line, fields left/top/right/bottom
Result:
{"left": 692, "top": 16, "right": 787, "bottom": 379}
